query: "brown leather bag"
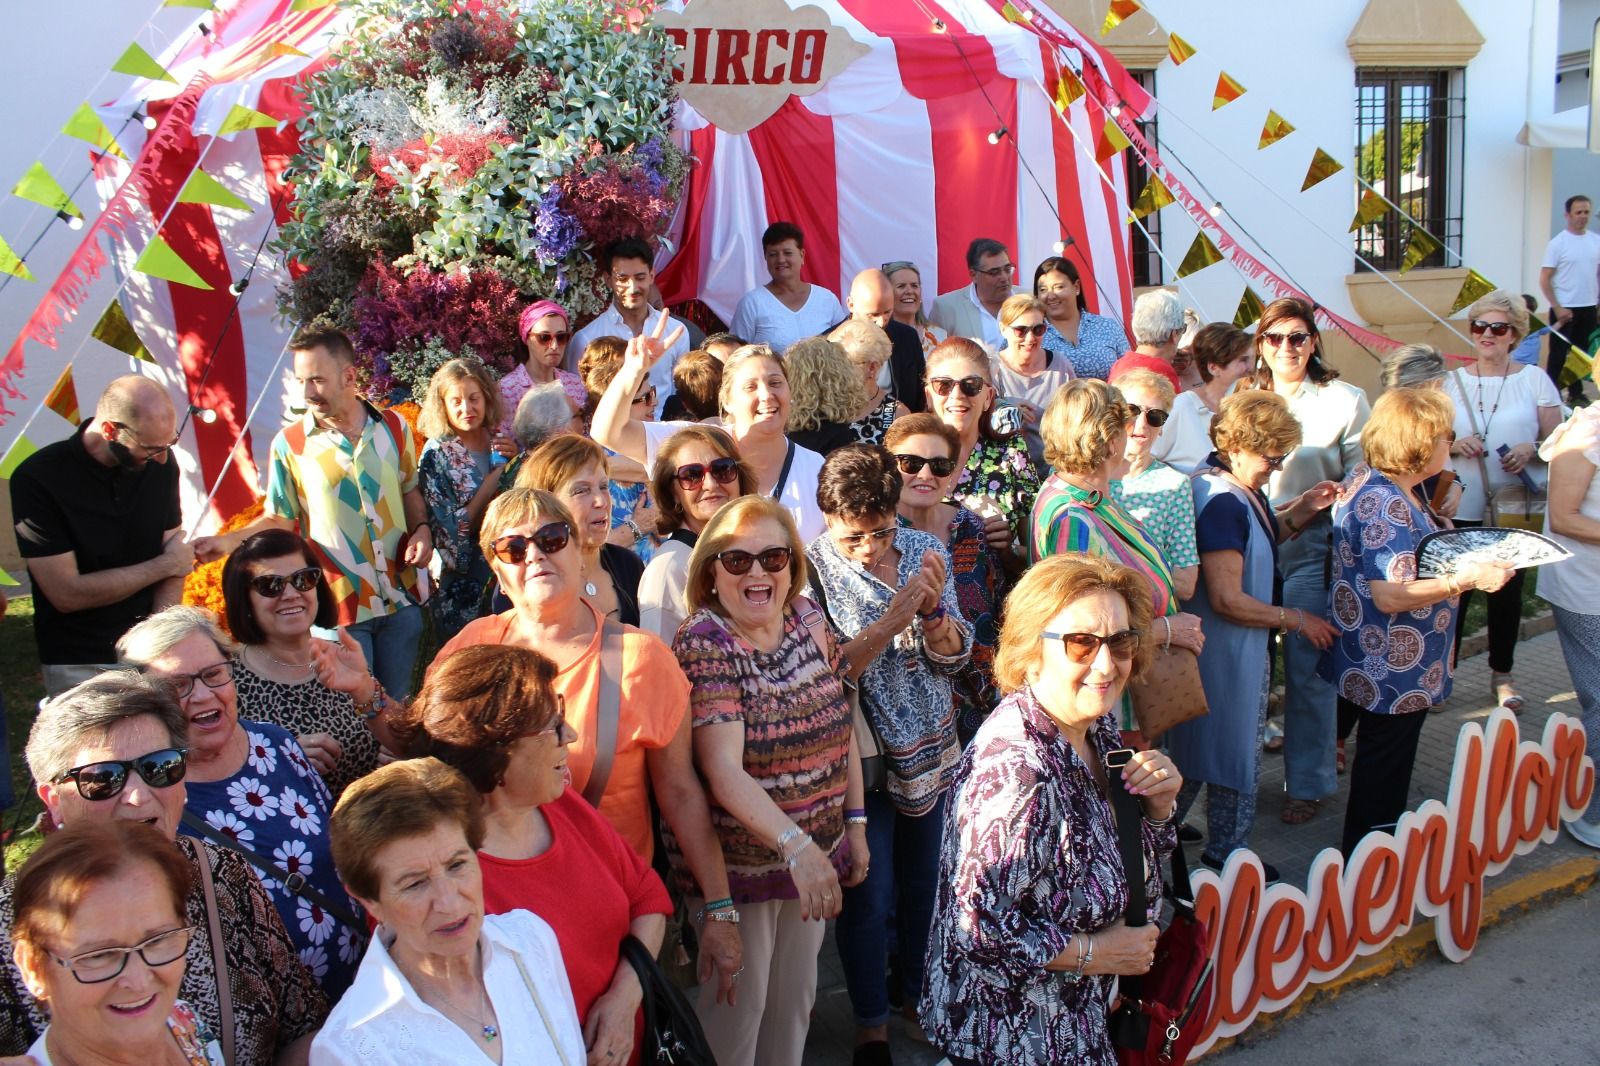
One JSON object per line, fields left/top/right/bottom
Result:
{"left": 1128, "top": 645, "right": 1209, "bottom": 739}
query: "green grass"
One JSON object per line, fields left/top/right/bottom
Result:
{"left": 1, "top": 594, "right": 45, "bottom": 872}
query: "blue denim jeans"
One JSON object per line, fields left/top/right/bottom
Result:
{"left": 1281, "top": 554, "right": 1339, "bottom": 801}
{"left": 346, "top": 603, "right": 424, "bottom": 701}
{"left": 836, "top": 789, "right": 948, "bottom": 1028}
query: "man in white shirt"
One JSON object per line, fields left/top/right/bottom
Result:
{"left": 1538, "top": 194, "right": 1600, "bottom": 405}
{"left": 567, "top": 237, "right": 693, "bottom": 401}
{"left": 929, "top": 237, "right": 1020, "bottom": 351}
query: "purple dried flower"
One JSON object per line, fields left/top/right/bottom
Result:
{"left": 534, "top": 187, "right": 582, "bottom": 265}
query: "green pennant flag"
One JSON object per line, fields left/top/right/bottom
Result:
{"left": 91, "top": 300, "right": 153, "bottom": 361}
{"left": 290, "top": 0, "right": 338, "bottom": 11}
{"left": 62, "top": 103, "right": 126, "bottom": 158}
{"left": 1129, "top": 175, "right": 1175, "bottom": 221}
{"left": 1397, "top": 227, "right": 1441, "bottom": 275}
{"left": 133, "top": 235, "right": 213, "bottom": 290}
{"left": 1449, "top": 269, "right": 1496, "bottom": 315}
{"left": 11, "top": 162, "right": 80, "bottom": 218}
{"left": 0, "top": 434, "right": 38, "bottom": 480}
{"left": 1176, "top": 231, "right": 1224, "bottom": 278}
{"left": 112, "top": 42, "right": 177, "bottom": 84}
{"left": 0, "top": 234, "right": 32, "bottom": 281}
{"left": 1348, "top": 190, "right": 1388, "bottom": 232}
{"left": 164, "top": 0, "right": 215, "bottom": 7}
{"left": 1234, "top": 287, "right": 1265, "bottom": 329}
{"left": 216, "top": 104, "right": 280, "bottom": 136}
{"left": 1561, "top": 346, "right": 1595, "bottom": 390}
{"left": 178, "top": 169, "right": 250, "bottom": 212}
{"left": 1301, "top": 148, "right": 1344, "bottom": 192}
{"left": 0, "top": 566, "right": 19, "bottom": 587}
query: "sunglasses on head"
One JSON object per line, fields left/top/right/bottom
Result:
{"left": 928, "top": 375, "right": 989, "bottom": 398}
{"left": 490, "top": 522, "right": 572, "bottom": 564}
{"left": 1125, "top": 404, "right": 1169, "bottom": 428}
{"left": 836, "top": 526, "right": 896, "bottom": 549}
{"left": 715, "top": 546, "right": 792, "bottom": 575}
{"left": 894, "top": 453, "right": 957, "bottom": 477}
{"left": 531, "top": 330, "right": 571, "bottom": 346}
{"left": 1261, "top": 330, "right": 1313, "bottom": 350}
{"left": 674, "top": 457, "right": 741, "bottom": 488}
{"left": 249, "top": 566, "right": 321, "bottom": 599}
{"left": 52, "top": 747, "right": 188, "bottom": 802}
{"left": 1469, "top": 319, "right": 1515, "bottom": 337}
{"left": 1008, "top": 323, "right": 1047, "bottom": 338}
{"left": 1043, "top": 629, "right": 1141, "bottom": 664}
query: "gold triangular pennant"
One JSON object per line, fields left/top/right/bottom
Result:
{"left": 1450, "top": 269, "right": 1496, "bottom": 315}
{"left": 1301, "top": 148, "right": 1344, "bottom": 192}
{"left": 1097, "top": 118, "right": 1132, "bottom": 163}
{"left": 1348, "top": 190, "right": 1389, "bottom": 232}
{"left": 0, "top": 234, "right": 32, "bottom": 281}
{"left": 1398, "top": 227, "right": 1441, "bottom": 275}
{"left": 1213, "top": 72, "right": 1246, "bottom": 111}
{"left": 1101, "top": 0, "right": 1142, "bottom": 36}
{"left": 1176, "top": 232, "right": 1224, "bottom": 278}
{"left": 1258, "top": 110, "right": 1295, "bottom": 150}
{"left": 1129, "top": 175, "right": 1175, "bottom": 221}
{"left": 1167, "top": 33, "right": 1196, "bottom": 66}
{"left": 111, "top": 42, "right": 177, "bottom": 84}
{"left": 216, "top": 104, "right": 281, "bottom": 136}
{"left": 11, "top": 162, "right": 80, "bottom": 218}
{"left": 62, "top": 103, "right": 126, "bottom": 159}
{"left": 1234, "top": 287, "right": 1265, "bottom": 329}
{"left": 92, "top": 299, "right": 154, "bottom": 362}
{"left": 178, "top": 169, "right": 250, "bottom": 212}
{"left": 1053, "top": 67, "right": 1085, "bottom": 113}
{"left": 44, "top": 364, "right": 79, "bottom": 424}
{"left": 134, "top": 235, "right": 213, "bottom": 290}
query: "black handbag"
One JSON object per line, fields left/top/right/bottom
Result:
{"left": 619, "top": 934, "right": 718, "bottom": 1065}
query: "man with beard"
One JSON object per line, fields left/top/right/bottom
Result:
{"left": 567, "top": 237, "right": 694, "bottom": 404}
{"left": 10, "top": 374, "right": 190, "bottom": 695}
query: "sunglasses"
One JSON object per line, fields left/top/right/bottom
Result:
{"left": 1469, "top": 319, "right": 1515, "bottom": 337}
{"left": 490, "top": 522, "right": 572, "bottom": 564}
{"left": 1008, "top": 323, "right": 1048, "bottom": 338}
{"left": 894, "top": 453, "right": 957, "bottom": 478}
{"left": 1126, "top": 404, "right": 1169, "bottom": 428}
{"left": 674, "top": 457, "right": 741, "bottom": 488}
{"left": 1263, "top": 453, "right": 1288, "bottom": 470}
{"left": 531, "top": 330, "right": 571, "bottom": 346}
{"left": 835, "top": 526, "right": 897, "bottom": 549}
{"left": 249, "top": 566, "right": 321, "bottom": 599}
{"left": 48, "top": 926, "right": 193, "bottom": 986}
{"left": 1042, "top": 629, "right": 1142, "bottom": 664}
{"left": 52, "top": 747, "right": 188, "bottom": 802}
{"left": 632, "top": 388, "right": 657, "bottom": 407}
{"left": 161, "top": 662, "right": 234, "bottom": 699}
{"left": 928, "top": 375, "right": 990, "bottom": 398}
{"left": 715, "top": 546, "right": 792, "bottom": 575}
{"left": 1260, "top": 330, "right": 1313, "bottom": 349}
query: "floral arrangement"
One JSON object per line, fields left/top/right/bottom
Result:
{"left": 278, "top": 0, "right": 685, "bottom": 402}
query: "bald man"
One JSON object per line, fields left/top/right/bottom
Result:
{"left": 829, "top": 269, "right": 927, "bottom": 412}
{"left": 11, "top": 374, "right": 190, "bottom": 694}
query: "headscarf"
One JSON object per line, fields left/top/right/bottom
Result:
{"left": 518, "top": 300, "right": 569, "bottom": 344}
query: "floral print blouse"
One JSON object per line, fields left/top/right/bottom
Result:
{"left": 920, "top": 686, "right": 1175, "bottom": 1065}
{"left": 419, "top": 434, "right": 494, "bottom": 641}
{"left": 953, "top": 434, "right": 1042, "bottom": 553}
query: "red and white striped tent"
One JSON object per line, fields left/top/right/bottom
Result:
{"left": 0, "top": 0, "right": 1142, "bottom": 530}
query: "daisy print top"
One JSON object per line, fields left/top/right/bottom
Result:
{"left": 179, "top": 721, "right": 364, "bottom": 1001}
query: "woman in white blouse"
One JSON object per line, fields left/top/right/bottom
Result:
{"left": 1442, "top": 290, "right": 1563, "bottom": 713}
{"left": 729, "top": 222, "right": 846, "bottom": 353}
{"left": 1154, "top": 322, "right": 1256, "bottom": 474}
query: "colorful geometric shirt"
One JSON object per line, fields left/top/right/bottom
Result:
{"left": 266, "top": 403, "right": 420, "bottom": 626}
{"left": 1031, "top": 475, "right": 1178, "bottom": 617}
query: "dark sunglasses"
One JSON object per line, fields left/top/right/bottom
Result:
{"left": 1008, "top": 323, "right": 1047, "bottom": 338}
{"left": 1260, "top": 330, "right": 1313, "bottom": 349}
{"left": 249, "top": 566, "right": 321, "bottom": 598}
{"left": 894, "top": 453, "right": 957, "bottom": 477}
{"left": 632, "top": 388, "right": 657, "bottom": 407}
{"left": 490, "top": 522, "right": 572, "bottom": 564}
{"left": 52, "top": 747, "right": 188, "bottom": 802}
{"left": 1469, "top": 319, "right": 1515, "bottom": 337}
{"left": 1043, "top": 629, "right": 1141, "bottom": 664}
{"left": 1263, "top": 453, "right": 1289, "bottom": 470}
{"left": 715, "top": 546, "right": 792, "bottom": 575}
{"left": 1125, "top": 404, "right": 1169, "bottom": 428}
{"left": 928, "top": 375, "right": 989, "bottom": 398}
{"left": 531, "top": 330, "right": 570, "bottom": 345}
{"left": 674, "top": 457, "right": 741, "bottom": 488}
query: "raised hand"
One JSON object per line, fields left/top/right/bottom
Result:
{"left": 312, "top": 628, "right": 372, "bottom": 697}
{"left": 624, "top": 307, "right": 686, "bottom": 373}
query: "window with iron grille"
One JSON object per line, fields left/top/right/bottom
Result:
{"left": 1126, "top": 69, "right": 1161, "bottom": 288}
{"left": 1353, "top": 68, "right": 1465, "bottom": 272}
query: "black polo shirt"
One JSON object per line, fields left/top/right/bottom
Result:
{"left": 10, "top": 421, "right": 182, "bottom": 664}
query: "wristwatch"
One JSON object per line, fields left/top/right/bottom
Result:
{"left": 704, "top": 909, "right": 741, "bottom": 924}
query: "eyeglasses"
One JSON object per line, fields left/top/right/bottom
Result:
{"left": 674, "top": 457, "right": 741, "bottom": 488}
{"left": 834, "top": 526, "right": 897, "bottom": 549}
{"left": 51, "top": 747, "right": 188, "bottom": 802}
{"left": 249, "top": 566, "right": 321, "bottom": 599}
{"left": 1125, "top": 404, "right": 1169, "bottom": 428}
{"left": 1260, "top": 330, "right": 1313, "bottom": 350}
{"left": 1469, "top": 319, "right": 1515, "bottom": 337}
{"left": 530, "top": 331, "right": 570, "bottom": 346}
{"left": 1263, "top": 453, "right": 1288, "bottom": 470}
{"left": 160, "top": 663, "right": 234, "bottom": 699}
{"left": 975, "top": 263, "right": 1014, "bottom": 279}
{"left": 894, "top": 454, "right": 957, "bottom": 478}
{"left": 928, "top": 376, "right": 990, "bottom": 398}
{"left": 1042, "top": 629, "right": 1142, "bottom": 664}
{"left": 1008, "top": 323, "right": 1047, "bottom": 339}
{"left": 47, "top": 926, "right": 192, "bottom": 985}
{"left": 490, "top": 522, "right": 572, "bottom": 564}
{"left": 715, "top": 546, "right": 792, "bottom": 575}
{"left": 111, "top": 423, "right": 179, "bottom": 461}
{"left": 631, "top": 388, "right": 657, "bottom": 408}
{"left": 529, "top": 695, "right": 568, "bottom": 740}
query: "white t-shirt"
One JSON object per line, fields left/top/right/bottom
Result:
{"left": 729, "top": 285, "right": 846, "bottom": 353}
{"left": 1443, "top": 364, "right": 1563, "bottom": 520}
{"left": 989, "top": 352, "right": 1074, "bottom": 470}
{"left": 641, "top": 420, "right": 827, "bottom": 543}
{"left": 1152, "top": 390, "right": 1219, "bottom": 474}
{"left": 639, "top": 537, "right": 693, "bottom": 643}
{"left": 1540, "top": 228, "right": 1600, "bottom": 307}
{"left": 1537, "top": 407, "right": 1600, "bottom": 612}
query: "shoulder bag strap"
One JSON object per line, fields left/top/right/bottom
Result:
{"left": 181, "top": 812, "right": 364, "bottom": 931}
{"left": 1105, "top": 758, "right": 1150, "bottom": 928}
{"left": 1455, "top": 368, "right": 1496, "bottom": 520}
{"left": 194, "top": 842, "right": 236, "bottom": 1066}
{"left": 508, "top": 948, "right": 579, "bottom": 1066}
{"left": 770, "top": 442, "right": 796, "bottom": 500}
{"left": 583, "top": 617, "right": 623, "bottom": 807}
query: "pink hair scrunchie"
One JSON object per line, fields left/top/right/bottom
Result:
{"left": 518, "top": 300, "right": 569, "bottom": 344}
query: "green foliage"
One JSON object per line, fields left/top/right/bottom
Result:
{"left": 1358, "top": 120, "right": 1428, "bottom": 186}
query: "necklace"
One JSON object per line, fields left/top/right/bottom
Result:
{"left": 1471, "top": 361, "right": 1511, "bottom": 443}
{"left": 415, "top": 970, "right": 500, "bottom": 1043}
{"left": 249, "top": 645, "right": 314, "bottom": 679}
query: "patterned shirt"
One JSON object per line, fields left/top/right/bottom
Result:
{"left": 849, "top": 394, "right": 901, "bottom": 446}
{"left": 1319, "top": 466, "right": 1456, "bottom": 714}
{"left": 920, "top": 686, "right": 1175, "bottom": 1065}
{"left": 807, "top": 528, "right": 970, "bottom": 816}
{"left": 1042, "top": 311, "right": 1130, "bottom": 381}
{"left": 1032, "top": 476, "right": 1178, "bottom": 617}
{"left": 953, "top": 434, "right": 1042, "bottom": 551}
{"left": 496, "top": 362, "right": 586, "bottom": 438}
{"left": 232, "top": 657, "right": 381, "bottom": 800}
{"left": 1112, "top": 460, "right": 1200, "bottom": 570}
{"left": 672, "top": 603, "right": 852, "bottom": 903}
{"left": 266, "top": 404, "right": 420, "bottom": 626}
{"left": 419, "top": 434, "right": 495, "bottom": 640}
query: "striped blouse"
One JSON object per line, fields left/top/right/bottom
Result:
{"left": 1031, "top": 474, "right": 1177, "bottom": 618}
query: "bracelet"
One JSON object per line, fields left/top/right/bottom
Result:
{"left": 357, "top": 678, "right": 386, "bottom": 722}
{"left": 919, "top": 604, "right": 946, "bottom": 625}
{"left": 775, "top": 825, "right": 804, "bottom": 860}
{"left": 1294, "top": 609, "right": 1305, "bottom": 634}
{"left": 843, "top": 808, "right": 866, "bottom": 820}
{"left": 1144, "top": 808, "right": 1177, "bottom": 827}
{"left": 846, "top": 815, "right": 869, "bottom": 827}
{"left": 1161, "top": 616, "right": 1172, "bottom": 651}
{"left": 701, "top": 896, "right": 734, "bottom": 913}
{"left": 785, "top": 835, "right": 816, "bottom": 869}
{"left": 624, "top": 518, "right": 645, "bottom": 543}
{"left": 1074, "top": 932, "right": 1094, "bottom": 979}
{"left": 1283, "top": 512, "right": 1300, "bottom": 536}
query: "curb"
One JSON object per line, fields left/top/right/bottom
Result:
{"left": 1200, "top": 852, "right": 1600, "bottom": 1059}
{"left": 1458, "top": 608, "right": 1555, "bottom": 662}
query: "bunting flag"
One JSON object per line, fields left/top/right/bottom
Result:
{"left": 178, "top": 169, "right": 250, "bottom": 212}
{"left": 91, "top": 299, "right": 153, "bottom": 361}
{"left": 1449, "top": 269, "right": 1496, "bottom": 315}
{"left": 1258, "top": 110, "right": 1295, "bottom": 149}
{"left": 1212, "top": 72, "right": 1246, "bottom": 110}
{"left": 1001, "top": 1, "right": 1027, "bottom": 22}
{"left": 291, "top": 0, "right": 339, "bottom": 9}
{"left": 1561, "top": 347, "right": 1596, "bottom": 389}
{"left": 1176, "top": 231, "right": 1224, "bottom": 278}
{"left": 1301, "top": 148, "right": 1344, "bottom": 191}
{"left": 216, "top": 104, "right": 281, "bottom": 136}
{"left": 11, "top": 162, "right": 81, "bottom": 218}
{"left": 1097, "top": 118, "right": 1132, "bottom": 163}
{"left": 0, "top": 234, "right": 32, "bottom": 281}
{"left": 0, "top": 567, "right": 18, "bottom": 587}
{"left": 61, "top": 103, "right": 126, "bottom": 158}
{"left": 1052, "top": 66, "right": 1085, "bottom": 112}
{"left": 1397, "top": 227, "right": 1441, "bottom": 275}
{"left": 1101, "top": 0, "right": 1142, "bottom": 36}
{"left": 1348, "top": 190, "right": 1389, "bottom": 232}
{"left": 111, "top": 42, "right": 178, "bottom": 84}
{"left": 1167, "top": 33, "right": 1195, "bottom": 65}
{"left": 0, "top": 434, "right": 37, "bottom": 480}
{"left": 267, "top": 42, "right": 310, "bottom": 59}
{"left": 1234, "top": 287, "right": 1265, "bottom": 328}
{"left": 43, "top": 364, "right": 79, "bottom": 424}
{"left": 1129, "top": 175, "right": 1175, "bottom": 220}
{"left": 133, "top": 235, "right": 214, "bottom": 290}
{"left": 163, "top": 0, "right": 215, "bottom": 7}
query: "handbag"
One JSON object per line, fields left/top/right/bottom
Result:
{"left": 1104, "top": 754, "right": 1215, "bottom": 1066}
{"left": 1455, "top": 368, "right": 1548, "bottom": 532}
{"left": 799, "top": 587, "right": 886, "bottom": 794}
{"left": 618, "top": 934, "right": 718, "bottom": 1066}
{"left": 1127, "top": 645, "right": 1209, "bottom": 740}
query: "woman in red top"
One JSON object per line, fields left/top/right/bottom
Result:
{"left": 395, "top": 643, "right": 672, "bottom": 1066}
